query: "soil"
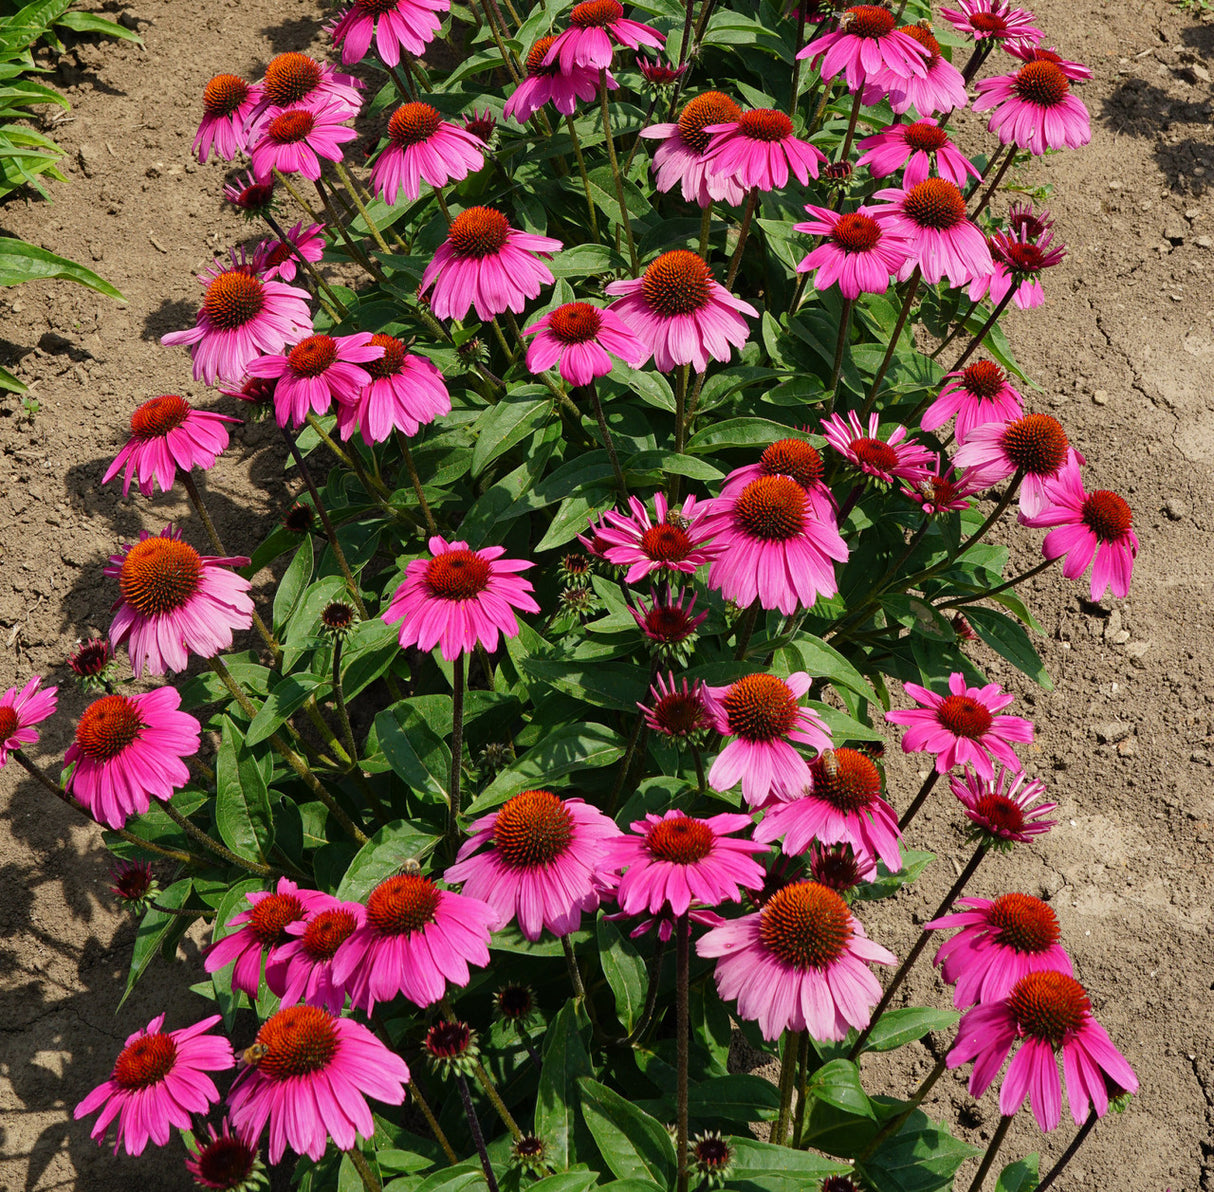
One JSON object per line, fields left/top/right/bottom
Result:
{"left": 0, "top": 0, "right": 1211, "bottom": 1187}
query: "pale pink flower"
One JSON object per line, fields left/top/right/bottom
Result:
{"left": 640, "top": 91, "right": 746, "bottom": 208}
{"left": 543, "top": 0, "right": 664, "bottom": 73}
{"left": 702, "top": 109, "right": 825, "bottom": 192}
{"left": 265, "top": 896, "right": 366, "bottom": 1013}
{"left": 524, "top": 301, "right": 648, "bottom": 386}
{"left": 249, "top": 98, "right": 358, "bottom": 181}
{"left": 886, "top": 672, "right": 1034, "bottom": 779}
{"left": 794, "top": 205, "right": 912, "bottom": 299}
{"left": 597, "top": 491, "right": 719, "bottom": 584}
{"left": 951, "top": 413, "right": 1081, "bottom": 517}
{"left": 699, "top": 880, "right": 896, "bottom": 1040}
{"left": 921, "top": 359, "right": 1024, "bottom": 443}
{"left": 952, "top": 766, "right": 1058, "bottom": 846}
{"left": 863, "top": 23, "right": 967, "bottom": 116}
{"left": 246, "top": 331, "right": 383, "bottom": 429}
{"left": 974, "top": 60, "right": 1091, "bottom": 155}
{"left": 798, "top": 5, "right": 930, "bottom": 91}
{"left": 504, "top": 35, "right": 616, "bottom": 122}
{"left": 0, "top": 676, "right": 57, "bottom": 766}
{"left": 856, "top": 119, "right": 979, "bottom": 188}
{"left": 822, "top": 410, "right": 935, "bottom": 484}
{"left": 940, "top": 0, "right": 1043, "bottom": 45}
{"left": 334, "top": 334, "right": 451, "bottom": 442}
{"left": 194, "top": 74, "right": 262, "bottom": 163}
{"left": 372, "top": 101, "right": 485, "bottom": 204}
{"left": 252, "top": 220, "right": 325, "bottom": 283}
{"left": 870, "top": 178, "right": 994, "bottom": 287}
{"left": 331, "top": 0, "right": 449, "bottom": 67}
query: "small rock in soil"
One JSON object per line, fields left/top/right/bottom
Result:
{"left": 1165, "top": 497, "right": 1188, "bottom": 519}
{"left": 1094, "top": 721, "right": 1132, "bottom": 744}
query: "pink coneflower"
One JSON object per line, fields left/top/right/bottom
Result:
{"left": 1022, "top": 455, "right": 1138, "bottom": 601}
{"left": 702, "top": 109, "right": 825, "bottom": 192}
{"left": 810, "top": 841, "right": 876, "bottom": 892}
{"left": 940, "top": 0, "right": 1042, "bottom": 45}
{"left": 641, "top": 91, "right": 747, "bottom": 208}
{"left": 248, "top": 53, "right": 363, "bottom": 129}
{"left": 605, "top": 250, "right": 757, "bottom": 373}
{"left": 901, "top": 459, "right": 983, "bottom": 515}
{"left": 1003, "top": 41, "right": 1092, "bottom": 80}
{"left": 928, "top": 892, "right": 1073, "bottom": 1009}
{"left": 331, "top": 0, "right": 449, "bottom": 67}
{"left": 371, "top": 102, "right": 485, "bottom": 204}
{"left": 865, "top": 23, "right": 968, "bottom": 116}
{"left": 794, "top": 205, "right": 912, "bottom": 300}
{"left": 332, "top": 872, "right": 497, "bottom": 1009}
{"left": 637, "top": 53, "right": 686, "bottom": 84}
{"left": 798, "top": 5, "right": 929, "bottom": 92}
{"left": 543, "top": 0, "right": 665, "bottom": 73}
{"left": 885, "top": 672, "right": 1034, "bottom": 779}
{"left": 729, "top": 437, "right": 827, "bottom": 496}
{"left": 946, "top": 970, "right": 1137, "bottom": 1132}
{"left": 524, "top": 301, "right": 648, "bottom": 386}
{"left": 227, "top": 1005, "right": 409, "bottom": 1161}
{"left": 225, "top": 170, "right": 277, "bottom": 220}
{"left": 870, "top": 178, "right": 993, "bottom": 287}
{"left": 504, "top": 35, "right": 616, "bottom": 123}
{"left": 194, "top": 74, "right": 262, "bottom": 163}
{"left": 185, "top": 1117, "right": 263, "bottom": 1190}
{"left": 75, "top": 1013, "right": 233, "bottom": 1156}
{"left": 704, "top": 671, "right": 831, "bottom": 807}
{"left": 974, "top": 60, "right": 1091, "bottom": 155}
{"left": 105, "top": 526, "right": 254, "bottom": 677}
{"left": 597, "top": 491, "right": 719, "bottom": 584}
{"left": 253, "top": 220, "right": 324, "bottom": 283}
{"left": 160, "top": 254, "right": 313, "bottom": 386}
{"left": 822, "top": 411, "right": 936, "bottom": 484}
{"left": 421, "top": 206, "right": 561, "bottom": 322}
{"left": 445, "top": 789, "right": 621, "bottom": 940}
{"left": 464, "top": 107, "right": 496, "bottom": 142}
{"left": 629, "top": 588, "right": 707, "bottom": 655}
{"left": 641, "top": 671, "right": 713, "bottom": 739}
{"left": 699, "top": 471, "right": 848, "bottom": 614}
{"left": 103, "top": 395, "right": 239, "bottom": 498}
{"left": 969, "top": 219, "right": 1067, "bottom": 309}
{"left": 698, "top": 880, "right": 895, "bottom": 1040}
{"left": 0, "top": 676, "right": 57, "bottom": 766}
{"left": 334, "top": 335, "right": 451, "bottom": 442}
{"left": 603, "top": 810, "right": 766, "bottom": 917}
{"left": 755, "top": 747, "right": 902, "bottom": 872}
{"left": 64, "top": 688, "right": 201, "bottom": 830}
{"left": 921, "top": 359, "right": 1024, "bottom": 443}
{"left": 951, "top": 412, "right": 1079, "bottom": 516}
{"left": 383, "top": 534, "right": 538, "bottom": 660}
{"left": 856, "top": 119, "right": 979, "bottom": 188}
{"left": 952, "top": 766, "right": 1057, "bottom": 847}
{"left": 68, "top": 638, "right": 115, "bottom": 689}
{"left": 265, "top": 896, "right": 365, "bottom": 1013}
{"left": 205, "top": 879, "right": 319, "bottom": 997}
{"left": 246, "top": 331, "right": 383, "bottom": 428}
{"left": 110, "top": 860, "right": 157, "bottom": 909}
{"left": 249, "top": 98, "right": 358, "bottom": 181}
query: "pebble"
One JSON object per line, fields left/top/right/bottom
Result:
{"left": 1165, "top": 497, "right": 1188, "bottom": 520}
{"left": 1092, "top": 389, "right": 1109, "bottom": 405}
{"left": 1094, "top": 721, "right": 1131, "bottom": 744}
{"left": 1197, "top": 237, "right": 1213, "bottom": 249}
{"left": 1191, "top": 750, "right": 1212, "bottom": 766}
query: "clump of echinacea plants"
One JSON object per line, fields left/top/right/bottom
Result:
{"left": 6, "top": 0, "right": 1143, "bottom": 1188}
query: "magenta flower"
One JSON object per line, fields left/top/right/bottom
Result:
{"left": 249, "top": 97, "right": 358, "bottom": 181}
{"left": 794, "top": 205, "right": 912, "bottom": 300}
{"left": 160, "top": 253, "right": 313, "bottom": 386}
{"left": 185, "top": 1117, "right": 262, "bottom": 1190}
{"left": 524, "top": 301, "right": 648, "bottom": 386}
{"left": 102, "top": 395, "right": 239, "bottom": 497}
{"left": 636, "top": 53, "right": 686, "bottom": 85}
{"left": 371, "top": 101, "right": 485, "bottom": 204}
{"left": 870, "top": 178, "right": 993, "bottom": 287}
{"left": 0, "top": 676, "right": 57, "bottom": 766}
{"left": 641, "top": 91, "right": 746, "bottom": 208}
{"left": 543, "top": 0, "right": 664, "bottom": 73}
{"left": 940, "top": 0, "right": 1043, "bottom": 45}
{"left": 629, "top": 589, "right": 707, "bottom": 655}
{"left": 704, "top": 671, "right": 831, "bottom": 807}
{"left": 605, "top": 250, "right": 757, "bottom": 373}
{"left": 856, "top": 119, "right": 980, "bottom": 189}
{"left": 699, "top": 880, "right": 895, "bottom": 1041}
{"left": 253, "top": 220, "right": 325, "bottom": 283}
{"left": 951, "top": 412, "right": 1079, "bottom": 516}
{"left": 421, "top": 206, "right": 561, "bottom": 322}
{"left": 810, "top": 841, "right": 876, "bottom": 891}
{"left": 332, "top": 872, "right": 497, "bottom": 1010}
{"left": 383, "top": 535, "right": 538, "bottom": 660}
{"left": 922, "top": 359, "right": 1025, "bottom": 444}
{"left": 755, "top": 746, "right": 902, "bottom": 872}
{"left": 946, "top": 970, "right": 1137, "bottom": 1132}
{"left": 822, "top": 411, "right": 936, "bottom": 485}
{"left": 970, "top": 219, "right": 1067, "bottom": 310}
{"left": 1022, "top": 455, "right": 1138, "bottom": 600}
{"left": 699, "top": 471, "right": 848, "bottom": 614}
{"left": 265, "top": 896, "right": 365, "bottom": 1013}
{"left": 974, "top": 60, "right": 1091, "bottom": 155}
{"left": 597, "top": 491, "right": 719, "bottom": 585}
{"left": 331, "top": 0, "right": 449, "bottom": 66}
{"left": 864, "top": 23, "right": 968, "bottom": 116}
{"left": 797, "top": 5, "right": 929, "bottom": 92}
{"left": 334, "top": 334, "right": 451, "bottom": 442}
{"left": 602, "top": 810, "right": 767, "bottom": 916}
{"left": 1004, "top": 41, "right": 1092, "bottom": 80}
{"left": 901, "top": 459, "right": 983, "bottom": 515}
{"left": 64, "top": 689, "right": 201, "bottom": 830}
{"left": 886, "top": 672, "right": 1034, "bottom": 779}
{"left": 702, "top": 108, "right": 825, "bottom": 192}
{"left": 246, "top": 331, "right": 383, "bottom": 428}
{"left": 194, "top": 74, "right": 262, "bottom": 163}
{"left": 227, "top": 1005, "right": 409, "bottom": 1161}
{"left": 445, "top": 789, "right": 621, "bottom": 940}
{"left": 928, "top": 892, "right": 1073, "bottom": 1009}
{"left": 248, "top": 53, "right": 363, "bottom": 130}
{"left": 952, "top": 766, "right": 1058, "bottom": 846}
{"left": 225, "top": 170, "right": 277, "bottom": 220}
{"left": 75, "top": 1014, "right": 232, "bottom": 1156}
{"left": 205, "top": 879, "right": 321, "bottom": 998}
{"left": 727, "top": 437, "right": 829, "bottom": 501}
{"left": 105, "top": 526, "right": 254, "bottom": 677}
{"left": 504, "top": 35, "right": 617, "bottom": 122}
{"left": 641, "top": 672, "right": 714, "bottom": 739}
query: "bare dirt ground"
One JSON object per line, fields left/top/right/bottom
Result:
{"left": 0, "top": 0, "right": 1211, "bottom": 1187}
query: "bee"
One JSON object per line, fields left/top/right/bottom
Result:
{"left": 394, "top": 857, "right": 423, "bottom": 878}
{"left": 241, "top": 1042, "right": 269, "bottom": 1068}
{"left": 817, "top": 749, "right": 839, "bottom": 782}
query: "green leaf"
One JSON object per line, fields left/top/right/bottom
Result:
{"left": 119, "top": 878, "right": 194, "bottom": 1008}
{"left": 55, "top": 11, "right": 143, "bottom": 41}
{"left": 374, "top": 702, "right": 452, "bottom": 803}
{"left": 536, "top": 1001, "right": 596, "bottom": 1170}
{"left": 862, "top": 1007, "right": 959, "bottom": 1053}
{"left": 525, "top": 1175, "right": 601, "bottom": 1192}
{"left": 853, "top": 851, "right": 935, "bottom": 902}
{"left": 685, "top": 417, "right": 797, "bottom": 452}
{"left": 0, "top": 362, "right": 26, "bottom": 393}
{"left": 965, "top": 605, "right": 1054, "bottom": 690}
{"left": 728, "top": 1137, "right": 852, "bottom": 1182}
{"left": 520, "top": 657, "right": 647, "bottom": 713}
{"left": 858, "top": 1108, "right": 979, "bottom": 1192}
{"left": 995, "top": 1156, "right": 1039, "bottom": 1192}
{"left": 783, "top": 633, "right": 878, "bottom": 703}
{"left": 214, "top": 716, "right": 274, "bottom": 863}
{"left": 596, "top": 917, "right": 647, "bottom": 1032}
{"left": 578, "top": 1077, "right": 676, "bottom": 1187}
{"left": 245, "top": 673, "right": 328, "bottom": 747}
{"left": 807, "top": 1059, "right": 875, "bottom": 1118}
{"left": 471, "top": 389, "right": 551, "bottom": 476}
{"left": 686, "top": 1075, "right": 781, "bottom": 1123}
{"left": 0, "top": 236, "right": 123, "bottom": 298}
{"left": 340, "top": 617, "right": 400, "bottom": 701}
{"left": 272, "top": 535, "right": 314, "bottom": 633}
{"left": 622, "top": 449, "right": 724, "bottom": 482}
{"left": 336, "top": 820, "right": 442, "bottom": 901}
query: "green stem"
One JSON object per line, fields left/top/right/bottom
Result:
{"left": 969, "top": 149, "right": 1017, "bottom": 222}
{"left": 448, "top": 653, "right": 465, "bottom": 844}
{"left": 314, "top": 178, "right": 385, "bottom": 283}
{"left": 334, "top": 159, "right": 389, "bottom": 253}
{"left": 407, "top": 1077, "right": 458, "bottom": 1163}
{"left": 929, "top": 298, "right": 981, "bottom": 360}
{"left": 456, "top": 1073, "right": 500, "bottom": 1192}
{"left": 262, "top": 206, "right": 346, "bottom": 318}
{"left": 698, "top": 203, "right": 713, "bottom": 258}
{"left": 787, "top": 3, "right": 809, "bottom": 115}
{"left": 562, "top": 933, "right": 588, "bottom": 1000}
{"left": 599, "top": 68, "right": 638, "bottom": 272}
{"left": 826, "top": 297, "right": 854, "bottom": 412}
{"left": 836, "top": 85, "right": 864, "bottom": 167}
{"left": 675, "top": 912, "right": 691, "bottom": 1192}
{"left": 965, "top": 1114, "right": 1014, "bottom": 1192}
{"left": 673, "top": 363, "right": 690, "bottom": 460}
{"left": 856, "top": 1052, "right": 948, "bottom": 1161}
{"left": 965, "top": 141, "right": 1007, "bottom": 201}
{"left": 587, "top": 380, "right": 627, "bottom": 496}
{"left": 611, "top": 935, "right": 667, "bottom": 1046}
{"left": 331, "top": 638, "right": 359, "bottom": 766}
{"left": 950, "top": 290, "right": 1016, "bottom": 374}
{"left": 733, "top": 598, "right": 761, "bottom": 660}
{"left": 898, "top": 769, "right": 941, "bottom": 833}
{"left": 473, "top": 1058, "right": 523, "bottom": 1140}
{"left": 772, "top": 1033, "right": 800, "bottom": 1145}
{"left": 345, "top": 1146, "right": 382, "bottom": 1192}
{"left": 161, "top": 798, "right": 278, "bottom": 876}
{"left": 565, "top": 114, "right": 600, "bottom": 242}
{"left": 306, "top": 412, "right": 391, "bottom": 502}
{"left": 724, "top": 187, "right": 759, "bottom": 291}
{"left": 860, "top": 268, "right": 921, "bottom": 417}
{"left": 394, "top": 430, "right": 439, "bottom": 535}
{"left": 937, "top": 556, "right": 1058, "bottom": 610}
{"left": 791, "top": 1031, "right": 812, "bottom": 1148}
